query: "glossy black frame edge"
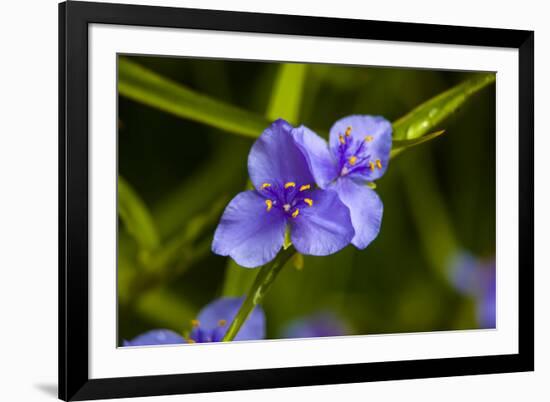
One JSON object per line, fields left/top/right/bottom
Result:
{"left": 59, "top": 1, "right": 534, "bottom": 400}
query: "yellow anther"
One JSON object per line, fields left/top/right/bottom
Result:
{"left": 365, "top": 135, "right": 374, "bottom": 142}
{"left": 348, "top": 156, "right": 357, "bottom": 166}
{"left": 187, "top": 338, "right": 196, "bottom": 344}
{"left": 284, "top": 182, "right": 296, "bottom": 189}
{"left": 369, "top": 162, "right": 375, "bottom": 172}
{"left": 292, "top": 208, "right": 300, "bottom": 218}
{"left": 218, "top": 319, "right": 227, "bottom": 327}
{"left": 261, "top": 183, "right": 271, "bottom": 189}
{"left": 376, "top": 159, "right": 382, "bottom": 169}
{"left": 338, "top": 135, "right": 346, "bottom": 145}
{"left": 265, "top": 199, "right": 273, "bottom": 212}
{"left": 191, "top": 319, "right": 200, "bottom": 327}
{"left": 345, "top": 126, "right": 352, "bottom": 137}
{"left": 299, "top": 184, "right": 311, "bottom": 192}
{"left": 304, "top": 198, "right": 313, "bottom": 207}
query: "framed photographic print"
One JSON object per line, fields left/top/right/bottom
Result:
{"left": 59, "top": 1, "right": 534, "bottom": 400}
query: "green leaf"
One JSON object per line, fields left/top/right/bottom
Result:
{"left": 390, "top": 129, "right": 446, "bottom": 158}
{"left": 266, "top": 63, "right": 308, "bottom": 124}
{"left": 118, "top": 176, "right": 160, "bottom": 251}
{"left": 392, "top": 73, "right": 495, "bottom": 141}
{"left": 118, "top": 57, "right": 270, "bottom": 139}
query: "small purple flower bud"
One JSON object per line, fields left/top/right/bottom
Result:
{"left": 449, "top": 252, "right": 496, "bottom": 328}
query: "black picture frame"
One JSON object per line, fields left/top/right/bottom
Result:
{"left": 59, "top": 1, "right": 534, "bottom": 400}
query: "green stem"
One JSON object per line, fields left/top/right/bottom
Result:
{"left": 222, "top": 246, "right": 296, "bottom": 341}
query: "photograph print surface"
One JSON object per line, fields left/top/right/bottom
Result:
{"left": 117, "top": 54, "right": 496, "bottom": 347}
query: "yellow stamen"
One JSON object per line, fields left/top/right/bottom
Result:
{"left": 348, "top": 156, "right": 357, "bottom": 166}
{"left": 345, "top": 126, "right": 352, "bottom": 137}
{"left": 261, "top": 183, "right": 271, "bottom": 189}
{"left": 365, "top": 135, "right": 374, "bottom": 142}
{"left": 369, "top": 162, "right": 375, "bottom": 172}
{"left": 191, "top": 319, "right": 200, "bottom": 327}
{"left": 284, "top": 182, "right": 296, "bottom": 189}
{"left": 338, "top": 135, "right": 345, "bottom": 145}
{"left": 187, "top": 338, "right": 196, "bottom": 344}
{"left": 265, "top": 199, "right": 273, "bottom": 212}
{"left": 376, "top": 159, "right": 382, "bottom": 169}
{"left": 218, "top": 319, "right": 227, "bottom": 327}
{"left": 299, "top": 184, "right": 311, "bottom": 192}
{"left": 292, "top": 208, "right": 300, "bottom": 218}
{"left": 304, "top": 198, "right": 313, "bottom": 207}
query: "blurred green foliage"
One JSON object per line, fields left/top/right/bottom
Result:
{"left": 117, "top": 54, "right": 495, "bottom": 343}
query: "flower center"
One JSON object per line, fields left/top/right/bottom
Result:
{"left": 188, "top": 318, "right": 228, "bottom": 344}
{"left": 261, "top": 181, "right": 314, "bottom": 218}
{"left": 336, "top": 126, "right": 383, "bottom": 176}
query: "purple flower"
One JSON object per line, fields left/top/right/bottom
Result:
{"left": 123, "top": 329, "right": 185, "bottom": 346}
{"left": 282, "top": 312, "right": 349, "bottom": 339}
{"left": 212, "top": 119, "right": 354, "bottom": 268}
{"left": 449, "top": 252, "right": 496, "bottom": 328}
{"left": 122, "top": 297, "right": 265, "bottom": 346}
{"left": 189, "top": 297, "right": 265, "bottom": 342}
{"left": 293, "top": 115, "right": 392, "bottom": 249}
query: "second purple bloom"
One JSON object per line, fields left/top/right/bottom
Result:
{"left": 293, "top": 115, "right": 392, "bottom": 249}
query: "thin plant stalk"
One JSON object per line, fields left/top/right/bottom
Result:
{"left": 222, "top": 246, "right": 296, "bottom": 341}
